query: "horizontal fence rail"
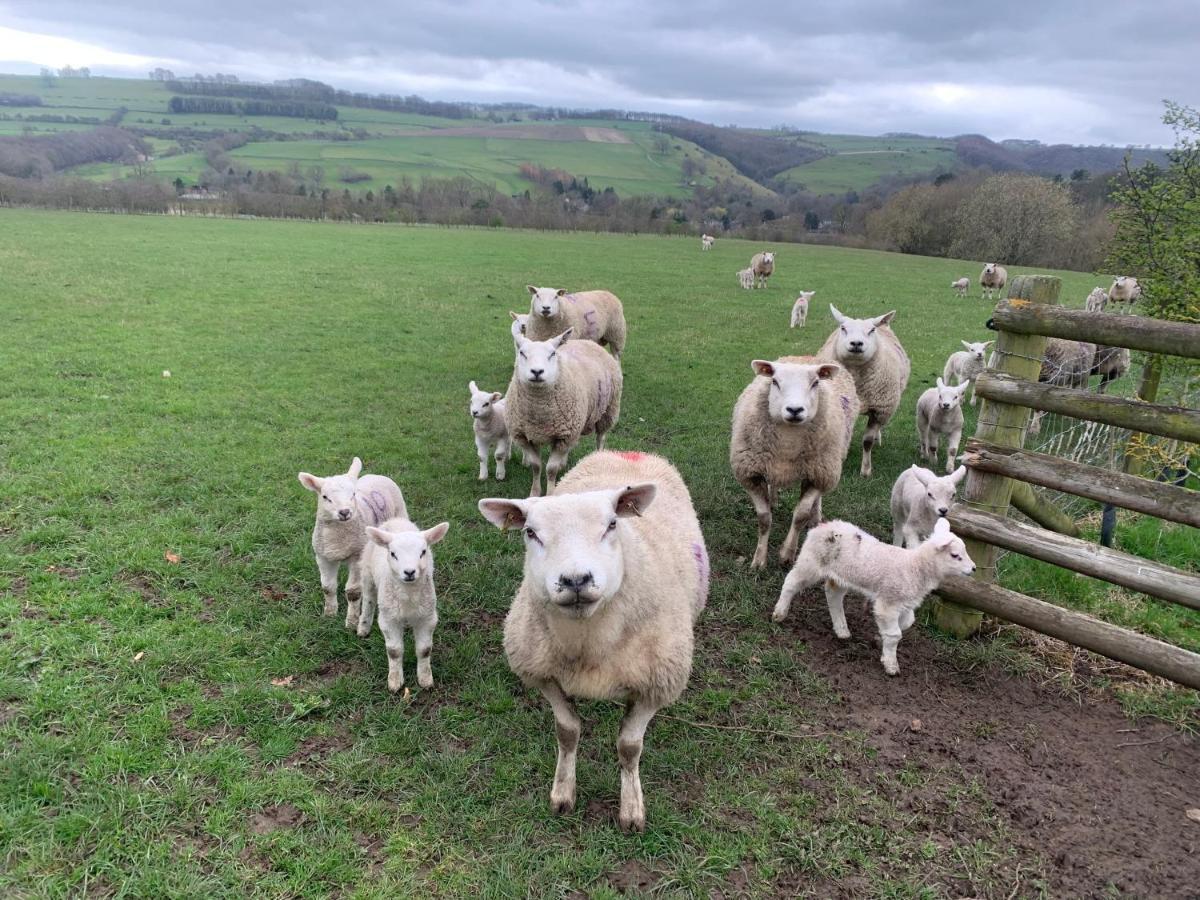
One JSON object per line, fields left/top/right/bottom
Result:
{"left": 990, "top": 300, "right": 1200, "bottom": 359}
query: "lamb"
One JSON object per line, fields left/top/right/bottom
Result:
{"left": 979, "top": 263, "right": 1008, "bottom": 301}
{"left": 1030, "top": 337, "right": 1097, "bottom": 433}
{"left": 478, "top": 449, "right": 707, "bottom": 832}
{"left": 942, "top": 340, "right": 992, "bottom": 406}
{"left": 818, "top": 305, "right": 911, "bottom": 477}
{"left": 358, "top": 518, "right": 449, "bottom": 691}
{"left": 509, "top": 310, "right": 529, "bottom": 342}
{"left": 750, "top": 251, "right": 776, "bottom": 288}
{"left": 297, "top": 457, "right": 407, "bottom": 628}
{"left": 730, "top": 356, "right": 860, "bottom": 569}
{"left": 772, "top": 517, "right": 976, "bottom": 675}
{"left": 468, "top": 380, "right": 511, "bottom": 481}
{"left": 1108, "top": 275, "right": 1141, "bottom": 305}
{"left": 951, "top": 277, "right": 970, "bottom": 297}
{"left": 737, "top": 267, "right": 755, "bottom": 290}
{"left": 789, "top": 291, "right": 814, "bottom": 328}
{"left": 525, "top": 285, "right": 626, "bottom": 359}
{"left": 1085, "top": 287, "right": 1109, "bottom": 312}
{"left": 916, "top": 377, "right": 970, "bottom": 474}
{"left": 890, "top": 464, "right": 967, "bottom": 548}
{"left": 701, "top": 233, "right": 715, "bottom": 250}
{"left": 504, "top": 328, "right": 623, "bottom": 497}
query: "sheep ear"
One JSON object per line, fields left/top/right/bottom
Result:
{"left": 491, "top": 392, "right": 502, "bottom": 402}
{"left": 552, "top": 328, "right": 573, "bottom": 347}
{"left": 347, "top": 457, "right": 363, "bottom": 479}
{"left": 950, "top": 465, "right": 967, "bottom": 485}
{"left": 469, "top": 380, "right": 478, "bottom": 393}
{"left": 816, "top": 363, "right": 840, "bottom": 380}
{"left": 508, "top": 310, "right": 520, "bottom": 321}
{"left": 751, "top": 359, "right": 775, "bottom": 378}
{"left": 874, "top": 310, "right": 897, "bottom": 326}
{"left": 911, "top": 465, "right": 934, "bottom": 486}
{"left": 526, "top": 285, "right": 538, "bottom": 295}
{"left": 555, "top": 289, "right": 567, "bottom": 297}
{"left": 932, "top": 517, "right": 951, "bottom": 538}
{"left": 298, "top": 472, "right": 322, "bottom": 492}
{"left": 366, "top": 526, "right": 393, "bottom": 547}
{"left": 957, "top": 380, "right": 971, "bottom": 394}
{"left": 984, "top": 340, "right": 994, "bottom": 348}
{"left": 479, "top": 498, "right": 527, "bottom": 530}
{"left": 936, "top": 377, "right": 945, "bottom": 389}
{"left": 422, "top": 522, "right": 450, "bottom": 546}
{"left": 829, "top": 304, "right": 846, "bottom": 324}
{"left": 961, "top": 340, "right": 972, "bottom": 350}
{"left": 614, "top": 483, "right": 657, "bottom": 518}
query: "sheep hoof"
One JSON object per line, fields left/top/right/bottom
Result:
{"left": 388, "top": 677, "right": 404, "bottom": 693}
{"left": 418, "top": 673, "right": 433, "bottom": 689}
{"left": 882, "top": 663, "right": 900, "bottom": 676}
{"left": 619, "top": 812, "right": 646, "bottom": 833}
{"left": 834, "top": 628, "right": 851, "bottom": 640}
{"left": 322, "top": 600, "right": 337, "bottom": 617}
{"left": 550, "top": 794, "right": 575, "bottom": 815}
{"left": 771, "top": 608, "right": 787, "bottom": 624}
{"left": 356, "top": 624, "right": 371, "bottom": 639}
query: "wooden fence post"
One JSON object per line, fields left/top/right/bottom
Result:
{"left": 933, "top": 274, "right": 1061, "bottom": 637}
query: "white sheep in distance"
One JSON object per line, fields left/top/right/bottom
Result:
{"left": 772, "top": 517, "right": 976, "bottom": 676}
{"left": 359, "top": 518, "right": 449, "bottom": 691}
{"left": 509, "top": 310, "right": 529, "bottom": 343}
{"left": 737, "top": 267, "right": 755, "bottom": 290}
{"left": 951, "top": 277, "right": 970, "bottom": 297}
{"left": 504, "top": 328, "right": 623, "bottom": 497}
{"left": 479, "top": 449, "right": 708, "bottom": 833}
{"left": 818, "top": 305, "right": 912, "bottom": 477}
{"left": 750, "top": 251, "right": 775, "bottom": 288}
{"left": 890, "top": 464, "right": 967, "bottom": 548}
{"left": 916, "top": 378, "right": 970, "bottom": 474}
{"left": 701, "top": 233, "right": 715, "bottom": 250}
{"left": 790, "top": 291, "right": 814, "bottom": 328}
{"left": 942, "top": 340, "right": 993, "bottom": 406}
{"left": 469, "top": 380, "right": 511, "bottom": 481}
{"left": 980, "top": 263, "right": 1008, "bottom": 301}
{"left": 1108, "top": 275, "right": 1141, "bottom": 304}
{"left": 730, "top": 356, "right": 860, "bottom": 568}
{"left": 525, "top": 286, "right": 627, "bottom": 359}
{"left": 297, "top": 457, "right": 407, "bottom": 627}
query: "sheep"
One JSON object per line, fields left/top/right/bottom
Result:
{"left": 730, "top": 356, "right": 860, "bottom": 569}
{"left": 297, "top": 457, "right": 407, "bottom": 628}
{"left": 1029, "top": 337, "right": 1097, "bottom": 433}
{"left": 1085, "top": 287, "right": 1109, "bottom": 313}
{"left": 750, "top": 251, "right": 775, "bottom": 288}
{"left": 1081, "top": 291, "right": 1130, "bottom": 393}
{"left": 818, "top": 305, "right": 911, "bottom": 477}
{"left": 701, "top": 233, "right": 715, "bottom": 250}
{"left": 509, "top": 310, "right": 529, "bottom": 342}
{"left": 505, "top": 328, "right": 623, "bottom": 498}
{"left": 916, "top": 377, "right": 970, "bottom": 474}
{"left": 1108, "top": 275, "right": 1141, "bottom": 304}
{"left": 951, "top": 277, "right": 970, "bottom": 297}
{"left": 469, "top": 380, "right": 511, "bottom": 481}
{"left": 478, "top": 449, "right": 707, "bottom": 832}
{"left": 890, "top": 464, "right": 967, "bottom": 548}
{"left": 789, "top": 291, "right": 814, "bottom": 328}
{"left": 979, "top": 263, "right": 1008, "bottom": 301}
{"left": 359, "top": 518, "right": 449, "bottom": 691}
{"left": 525, "top": 285, "right": 626, "bottom": 359}
{"left": 942, "top": 340, "right": 993, "bottom": 406}
{"left": 772, "top": 517, "right": 976, "bottom": 676}
{"left": 737, "top": 267, "right": 755, "bottom": 290}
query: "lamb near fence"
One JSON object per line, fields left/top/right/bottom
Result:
{"left": 730, "top": 356, "right": 859, "bottom": 568}
{"left": 750, "top": 251, "right": 775, "bottom": 288}
{"left": 790, "top": 291, "right": 814, "bottom": 328}
{"left": 297, "top": 457, "right": 407, "bottom": 627}
{"left": 701, "top": 234, "right": 714, "bottom": 250}
{"left": 479, "top": 449, "right": 708, "bottom": 832}
{"left": 951, "top": 277, "right": 970, "bottom": 297}
{"left": 942, "top": 340, "right": 992, "bottom": 406}
{"left": 980, "top": 263, "right": 1008, "bottom": 301}
{"left": 772, "top": 517, "right": 976, "bottom": 676}
{"left": 1085, "top": 287, "right": 1109, "bottom": 312}
{"left": 890, "top": 464, "right": 967, "bottom": 548}
{"left": 1030, "top": 337, "right": 1097, "bottom": 433}
{"left": 737, "top": 267, "right": 755, "bottom": 290}
{"left": 504, "top": 328, "right": 623, "bottom": 497}
{"left": 1108, "top": 275, "right": 1141, "bottom": 304}
{"left": 525, "top": 285, "right": 627, "bottom": 359}
{"left": 469, "top": 380, "right": 511, "bottom": 481}
{"left": 916, "top": 377, "right": 970, "bottom": 474}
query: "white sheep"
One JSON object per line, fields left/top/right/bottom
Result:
{"left": 469, "top": 380, "right": 511, "bottom": 481}
{"left": 1085, "top": 287, "right": 1109, "bottom": 313}
{"left": 890, "top": 464, "right": 967, "bottom": 548}
{"left": 1108, "top": 276, "right": 1141, "bottom": 304}
{"left": 789, "top": 291, "right": 814, "bottom": 328}
{"left": 951, "top": 277, "right": 970, "bottom": 297}
{"left": 297, "top": 457, "right": 407, "bottom": 628}
{"left": 525, "top": 286, "right": 626, "bottom": 359}
{"left": 916, "top": 377, "right": 970, "bottom": 474}
{"left": 359, "top": 518, "right": 449, "bottom": 691}
{"left": 479, "top": 449, "right": 707, "bottom": 833}
{"left": 730, "top": 356, "right": 860, "bottom": 569}
{"left": 818, "top": 305, "right": 911, "bottom": 477}
{"left": 701, "top": 233, "right": 714, "bottom": 250}
{"left": 1030, "top": 337, "right": 1097, "bottom": 434}
{"left": 737, "top": 267, "right": 755, "bottom": 290}
{"left": 504, "top": 328, "right": 623, "bottom": 498}
{"left": 772, "top": 517, "right": 976, "bottom": 676}
{"left": 942, "top": 340, "right": 992, "bottom": 406}
{"left": 750, "top": 251, "right": 775, "bottom": 288}
{"left": 979, "top": 263, "right": 1008, "bottom": 301}
{"left": 509, "top": 310, "right": 529, "bottom": 343}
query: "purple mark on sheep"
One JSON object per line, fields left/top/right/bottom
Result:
{"left": 563, "top": 293, "right": 599, "bottom": 338}
{"left": 692, "top": 541, "right": 710, "bottom": 609}
{"left": 356, "top": 490, "right": 389, "bottom": 525}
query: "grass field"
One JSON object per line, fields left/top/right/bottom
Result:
{"left": 1, "top": 210, "right": 1195, "bottom": 896}
{"left": 777, "top": 134, "right": 959, "bottom": 195}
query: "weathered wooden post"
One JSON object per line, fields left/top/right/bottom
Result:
{"left": 933, "top": 274, "right": 1061, "bottom": 637}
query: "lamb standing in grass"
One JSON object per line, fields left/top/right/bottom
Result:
{"left": 730, "top": 356, "right": 859, "bottom": 568}
{"left": 818, "top": 305, "right": 911, "bottom": 477}
{"left": 942, "top": 340, "right": 992, "bottom": 406}
{"left": 505, "top": 328, "right": 623, "bottom": 497}
{"left": 790, "top": 291, "right": 814, "bottom": 328}
{"left": 980, "top": 263, "right": 1008, "bottom": 301}
{"left": 358, "top": 518, "right": 449, "bottom": 691}
{"left": 525, "top": 285, "right": 626, "bottom": 359}
{"left": 297, "top": 458, "right": 407, "bottom": 627}
{"left": 916, "top": 377, "right": 970, "bottom": 474}
{"left": 479, "top": 449, "right": 707, "bottom": 833}
{"left": 772, "top": 517, "right": 976, "bottom": 676}
{"left": 890, "top": 464, "right": 966, "bottom": 548}
{"left": 750, "top": 251, "right": 775, "bottom": 288}
{"left": 951, "top": 277, "right": 970, "bottom": 297}
{"left": 701, "top": 234, "right": 714, "bottom": 250}
{"left": 469, "top": 380, "right": 511, "bottom": 481}
{"left": 737, "top": 267, "right": 754, "bottom": 290}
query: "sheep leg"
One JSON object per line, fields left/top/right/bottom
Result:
{"left": 901, "top": 525, "right": 921, "bottom": 550}
{"left": 513, "top": 434, "right": 543, "bottom": 497}
{"left": 356, "top": 570, "right": 376, "bottom": 638}
{"left": 535, "top": 679, "right": 581, "bottom": 815}
{"left": 875, "top": 606, "right": 904, "bottom": 676}
{"left": 413, "top": 618, "right": 435, "bottom": 689}
{"left": 772, "top": 554, "right": 817, "bottom": 623}
{"left": 378, "top": 613, "right": 406, "bottom": 693}
{"left": 946, "top": 426, "right": 962, "bottom": 474}
{"left": 616, "top": 697, "right": 658, "bottom": 833}
{"left": 316, "top": 554, "right": 340, "bottom": 617}
{"left": 494, "top": 436, "right": 510, "bottom": 481}
{"left": 475, "top": 434, "right": 491, "bottom": 481}
{"left": 892, "top": 522, "right": 904, "bottom": 547}
{"left": 825, "top": 578, "right": 851, "bottom": 639}
{"left": 546, "top": 440, "right": 573, "bottom": 493}
{"left": 861, "top": 411, "right": 882, "bottom": 477}
{"left": 746, "top": 478, "right": 772, "bottom": 570}
{"left": 344, "top": 558, "right": 363, "bottom": 630}
{"left": 779, "top": 486, "right": 821, "bottom": 565}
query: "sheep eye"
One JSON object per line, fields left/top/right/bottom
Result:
{"left": 869, "top": 327, "right": 877, "bottom": 335}
{"left": 483, "top": 402, "right": 489, "bottom": 407}
{"left": 549, "top": 351, "right": 556, "bottom": 359}
{"left": 770, "top": 378, "right": 779, "bottom": 389}
{"left": 519, "top": 351, "right": 526, "bottom": 359}
{"left": 322, "top": 494, "right": 329, "bottom": 501}
{"left": 605, "top": 519, "right": 617, "bottom": 533}
{"left": 390, "top": 552, "right": 397, "bottom": 560}
{"left": 420, "top": 549, "right": 426, "bottom": 557}
{"left": 524, "top": 527, "right": 538, "bottom": 541}
{"left": 840, "top": 326, "right": 847, "bottom": 334}
{"left": 950, "top": 552, "right": 961, "bottom": 560}
{"left": 811, "top": 380, "right": 819, "bottom": 389}
{"left": 928, "top": 492, "right": 934, "bottom": 499}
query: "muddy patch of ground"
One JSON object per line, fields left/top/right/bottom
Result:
{"left": 248, "top": 803, "right": 304, "bottom": 835}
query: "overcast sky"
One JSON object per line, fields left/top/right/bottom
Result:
{"left": 0, "top": 1, "right": 1194, "bottom": 145}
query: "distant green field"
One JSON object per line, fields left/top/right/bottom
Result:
{"left": 778, "top": 133, "right": 958, "bottom": 194}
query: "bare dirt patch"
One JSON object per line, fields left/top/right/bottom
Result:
{"left": 605, "top": 859, "right": 660, "bottom": 894}
{"left": 581, "top": 127, "right": 632, "bottom": 144}
{"left": 248, "top": 803, "right": 304, "bottom": 835}
{"left": 281, "top": 729, "right": 352, "bottom": 769}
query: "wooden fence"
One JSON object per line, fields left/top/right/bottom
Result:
{"left": 932, "top": 274, "right": 1200, "bottom": 691}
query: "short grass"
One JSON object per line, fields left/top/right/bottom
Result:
{"left": 0, "top": 209, "right": 1194, "bottom": 896}
{"left": 778, "top": 133, "right": 958, "bottom": 195}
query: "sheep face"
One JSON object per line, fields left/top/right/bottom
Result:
{"left": 961, "top": 340, "right": 992, "bottom": 362}
{"left": 934, "top": 377, "right": 968, "bottom": 411}
{"left": 752, "top": 359, "right": 840, "bottom": 426}
{"left": 910, "top": 465, "right": 966, "bottom": 519}
{"left": 527, "top": 285, "right": 568, "bottom": 320}
{"left": 479, "top": 484, "right": 657, "bottom": 619}
{"left": 926, "top": 517, "right": 976, "bottom": 577}
{"left": 509, "top": 310, "right": 528, "bottom": 341}
{"left": 762, "top": 252, "right": 775, "bottom": 265}
{"left": 469, "top": 381, "right": 502, "bottom": 420}
{"left": 828, "top": 305, "right": 897, "bottom": 365}
{"left": 298, "top": 457, "right": 363, "bottom": 524}
{"left": 983, "top": 263, "right": 998, "bottom": 277}
{"left": 366, "top": 522, "right": 449, "bottom": 584}
{"left": 515, "top": 329, "right": 573, "bottom": 387}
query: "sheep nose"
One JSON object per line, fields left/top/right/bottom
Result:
{"left": 541, "top": 306, "right": 551, "bottom": 314}
{"left": 938, "top": 507, "right": 949, "bottom": 516}
{"left": 337, "top": 508, "right": 352, "bottom": 521}
{"left": 785, "top": 406, "right": 805, "bottom": 419}
{"left": 849, "top": 341, "right": 864, "bottom": 351}
{"left": 530, "top": 368, "right": 544, "bottom": 378}
{"left": 402, "top": 569, "right": 416, "bottom": 581}
{"left": 559, "top": 572, "right": 593, "bottom": 592}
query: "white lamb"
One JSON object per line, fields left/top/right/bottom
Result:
{"left": 890, "top": 464, "right": 967, "bottom": 548}
{"left": 479, "top": 449, "right": 707, "bottom": 833}
{"left": 980, "top": 263, "right": 1008, "bottom": 301}
{"left": 737, "top": 267, "right": 754, "bottom": 290}
{"left": 509, "top": 310, "right": 529, "bottom": 342}
{"left": 1108, "top": 276, "right": 1141, "bottom": 305}
{"left": 942, "top": 340, "right": 992, "bottom": 406}
{"left": 789, "top": 291, "right": 814, "bottom": 328}
{"left": 297, "top": 457, "right": 407, "bottom": 627}
{"left": 750, "top": 251, "right": 775, "bottom": 288}
{"left": 772, "top": 517, "right": 976, "bottom": 676}
{"left": 1085, "top": 287, "right": 1109, "bottom": 313}
{"left": 916, "top": 378, "right": 970, "bottom": 474}
{"left": 701, "top": 233, "right": 714, "bottom": 250}
{"left": 525, "top": 286, "right": 626, "bottom": 358}
{"left": 468, "top": 380, "right": 511, "bottom": 481}
{"left": 951, "top": 277, "right": 970, "bottom": 297}
{"left": 359, "top": 518, "right": 449, "bottom": 692}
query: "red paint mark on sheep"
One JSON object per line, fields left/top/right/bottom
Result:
{"left": 615, "top": 451, "right": 645, "bottom": 461}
